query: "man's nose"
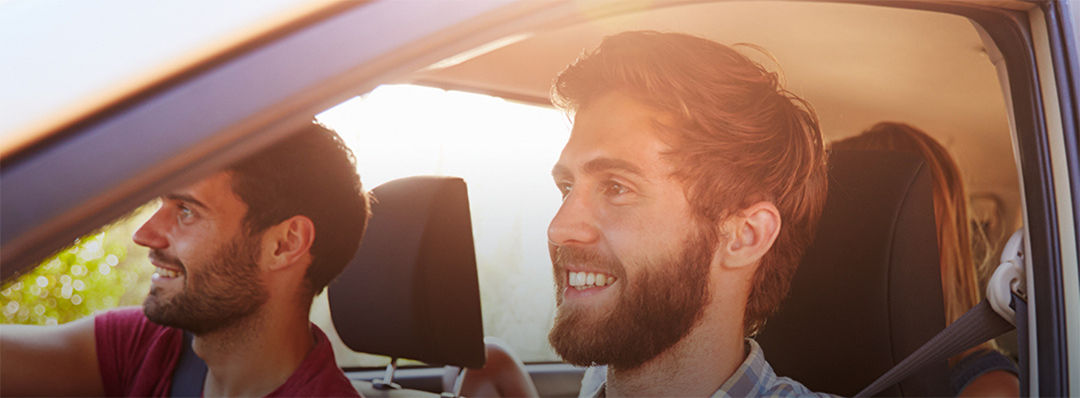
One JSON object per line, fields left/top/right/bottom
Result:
{"left": 548, "top": 190, "right": 600, "bottom": 247}
{"left": 132, "top": 209, "right": 169, "bottom": 249}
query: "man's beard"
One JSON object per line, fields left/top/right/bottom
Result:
{"left": 143, "top": 234, "right": 268, "bottom": 335}
{"left": 548, "top": 229, "right": 715, "bottom": 371}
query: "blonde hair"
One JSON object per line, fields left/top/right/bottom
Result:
{"left": 831, "top": 122, "right": 992, "bottom": 358}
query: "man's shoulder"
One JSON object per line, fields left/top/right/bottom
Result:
{"left": 754, "top": 374, "right": 836, "bottom": 398}
{"left": 95, "top": 306, "right": 152, "bottom": 326}
{"left": 726, "top": 358, "right": 836, "bottom": 398}
{"left": 94, "top": 306, "right": 185, "bottom": 397}
{"left": 269, "top": 323, "right": 361, "bottom": 397}
{"left": 94, "top": 306, "right": 178, "bottom": 345}
{"left": 291, "top": 366, "right": 362, "bottom": 396}
{"left": 739, "top": 340, "right": 837, "bottom": 398}
{"left": 277, "top": 357, "right": 360, "bottom": 398}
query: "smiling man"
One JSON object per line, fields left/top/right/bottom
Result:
{"left": 547, "top": 31, "right": 831, "bottom": 397}
{"left": 0, "top": 122, "right": 368, "bottom": 397}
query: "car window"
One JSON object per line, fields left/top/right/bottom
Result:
{"left": 0, "top": 84, "right": 571, "bottom": 368}
{"left": 312, "top": 84, "right": 570, "bottom": 367}
{"left": 0, "top": 206, "right": 154, "bottom": 325}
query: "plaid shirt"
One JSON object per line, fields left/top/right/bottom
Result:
{"left": 587, "top": 339, "right": 836, "bottom": 398}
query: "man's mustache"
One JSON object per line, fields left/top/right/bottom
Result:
{"left": 149, "top": 250, "right": 185, "bottom": 271}
{"left": 552, "top": 246, "right": 624, "bottom": 278}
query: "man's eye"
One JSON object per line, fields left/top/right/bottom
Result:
{"left": 604, "top": 181, "right": 630, "bottom": 196}
{"left": 557, "top": 183, "right": 573, "bottom": 199}
{"left": 178, "top": 205, "right": 195, "bottom": 221}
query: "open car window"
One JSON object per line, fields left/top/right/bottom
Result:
{"left": 312, "top": 85, "right": 570, "bottom": 366}
{"left": 0, "top": 207, "right": 153, "bottom": 325}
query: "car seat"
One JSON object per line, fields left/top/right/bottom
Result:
{"left": 327, "top": 176, "right": 486, "bottom": 397}
{"left": 755, "top": 150, "right": 950, "bottom": 396}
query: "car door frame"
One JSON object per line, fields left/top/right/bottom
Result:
{"left": 1, "top": 1, "right": 1074, "bottom": 395}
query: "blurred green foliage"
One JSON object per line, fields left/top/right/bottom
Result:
{"left": 1, "top": 205, "right": 156, "bottom": 325}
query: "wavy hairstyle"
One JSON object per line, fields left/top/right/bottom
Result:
{"left": 553, "top": 31, "right": 829, "bottom": 336}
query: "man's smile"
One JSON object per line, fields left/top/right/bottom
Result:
{"left": 149, "top": 264, "right": 185, "bottom": 288}
{"left": 567, "top": 270, "right": 617, "bottom": 290}
{"left": 553, "top": 246, "right": 628, "bottom": 304}
{"left": 560, "top": 266, "right": 622, "bottom": 303}
{"left": 153, "top": 266, "right": 184, "bottom": 279}
{"left": 149, "top": 251, "right": 187, "bottom": 283}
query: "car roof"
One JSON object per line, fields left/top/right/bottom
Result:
{"left": 418, "top": 0, "right": 1024, "bottom": 231}
{"left": 1, "top": 0, "right": 1028, "bottom": 156}
{"left": 0, "top": 0, "right": 336, "bottom": 157}
{"left": 0, "top": 0, "right": 1035, "bottom": 287}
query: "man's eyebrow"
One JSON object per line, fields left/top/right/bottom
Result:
{"left": 164, "top": 193, "right": 209, "bottom": 211}
{"left": 583, "top": 157, "right": 647, "bottom": 179}
{"left": 551, "top": 164, "right": 570, "bottom": 178}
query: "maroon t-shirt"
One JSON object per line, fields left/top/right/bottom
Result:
{"left": 95, "top": 307, "right": 361, "bottom": 397}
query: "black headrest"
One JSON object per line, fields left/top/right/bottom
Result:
{"left": 328, "top": 176, "right": 486, "bottom": 369}
{"left": 756, "top": 150, "right": 949, "bottom": 396}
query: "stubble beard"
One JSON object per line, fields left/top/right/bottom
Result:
{"left": 143, "top": 233, "right": 268, "bottom": 335}
{"left": 548, "top": 229, "right": 715, "bottom": 371}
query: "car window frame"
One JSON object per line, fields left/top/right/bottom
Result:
{"left": 0, "top": 1, "right": 1073, "bottom": 395}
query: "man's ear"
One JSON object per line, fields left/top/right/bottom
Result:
{"left": 260, "top": 215, "right": 315, "bottom": 271}
{"left": 721, "top": 201, "right": 781, "bottom": 270}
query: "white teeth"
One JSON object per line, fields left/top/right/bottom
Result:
{"left": 155, "top": 266, "right": 183, "bottom": 278}
{"left": 567, "top": 271, "right": 616, "bottom": 289}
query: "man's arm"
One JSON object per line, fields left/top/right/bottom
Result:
{"left": 0, "top": 315, "right": 105, "bottom": 396}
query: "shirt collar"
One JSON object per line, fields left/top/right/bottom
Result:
{"left": 711, "top": 339, "right": 772, "bottom": 398}
{"left": 590, "top": 339, "right": 767, "bottom": 398}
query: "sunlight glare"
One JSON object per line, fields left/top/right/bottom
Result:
{"left": 316, "top": 84, "right": 572, "bottom": 362}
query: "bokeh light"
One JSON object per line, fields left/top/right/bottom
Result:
{"left": 0, "top": 205, "right": 155, "bottom": 325}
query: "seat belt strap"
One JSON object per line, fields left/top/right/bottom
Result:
{"left": 1014, "top": 291, "right": 1029, "bottom": 398}
{"left": 170, "top": 331, "right": 208, "bottom": 397}
{"left": 854, "top": 299, "right": 1015, "bottom": 397}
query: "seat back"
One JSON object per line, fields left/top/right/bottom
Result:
{"left": 328, "top": 176, "right": 486, "bottom": 369}
{"left": 756, "top": 150, "right": 949, "bottom": 396}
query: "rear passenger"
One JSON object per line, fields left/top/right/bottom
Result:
{"left": 832, "top": 122, "right": 1020, "bottom": 397}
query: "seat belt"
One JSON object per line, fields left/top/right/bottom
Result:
{"left": 170, "top": 331, "right": 208, "bottom": 397}
{"left": 1015, "top": 291, "right": 1029, "bottom": 398}
{"left": 855, "top": 230, "right": 1027, "bottom": 397}
{"left": 854, "top": 298, "right": 1017, "bottom": 397}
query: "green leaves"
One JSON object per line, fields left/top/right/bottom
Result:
{"left": 1, "top": 205, "right": 156, "bottom": 325}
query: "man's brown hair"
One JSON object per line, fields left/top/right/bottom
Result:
{"left": 228, "top": 122, "right": 370, "bottom": 298}
{"left": 552, "top": 31, "right": 828, "bottom": 336}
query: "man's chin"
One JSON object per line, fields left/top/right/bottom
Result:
{"left": 548, "top": 320, "right": 598, "bottom": 367}
{"left": 549, "top": 310, "right": 680, "bottom": 371}
{"left": 142, "top": 289, "right": 183, "bottom": 328}
{"left": 141, "top": 295, "right": 168, "bottom": 325}
{"left": 549, "top": 306, "right": 617, "bottom": 367}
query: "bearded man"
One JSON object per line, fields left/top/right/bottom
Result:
{"left": 547, "top": 31, "right": 832, "bottom": 397}
{"left": 0, "top": 122, "right": 368, "bottom": 397}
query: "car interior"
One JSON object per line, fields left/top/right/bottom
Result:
{"left": 328, "top": 176, "right": 486, "bottom": 397}
{"left": 1, "top": 0, "right": 1075, "bottom": 397}
{"left": 318, "top": 2, "right": 1035, "bottom": 395}
{"left": 335, "top": 149, "right": 954, "bottom": 397}
{"left": 755, "top": 149, "right": 945, "bottom": 397}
